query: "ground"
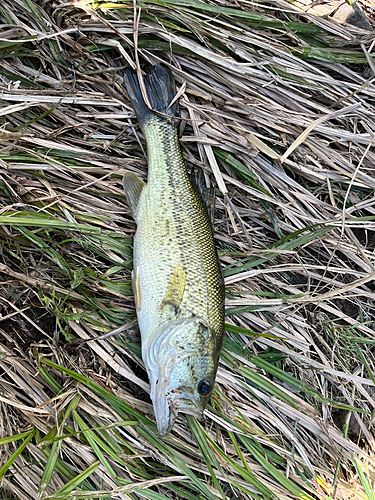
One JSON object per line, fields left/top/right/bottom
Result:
{"left": 0, "top": 0, "right": 375, "bottom": 499}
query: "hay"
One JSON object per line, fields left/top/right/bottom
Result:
{"left": 0, "top": 0, "right": 375, "bottom": 498}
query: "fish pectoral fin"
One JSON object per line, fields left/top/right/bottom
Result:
{"left": 123, "top": 172, "right": 146, "bottom": 216}
{"left": 161, "top": 265, "right": 186, "bottom": 311}
{"left": 132, "top": 267, "right": 142, "bottom": 311}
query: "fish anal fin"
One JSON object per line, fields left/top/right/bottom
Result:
{"left": 132, "top": 267, "right": 142, "bottom": 311}
{"left": 123, "top": 172, "right": 146, "bottom": 216}
{"left": 161, "top": 265, "right": 186, "bottom": 312}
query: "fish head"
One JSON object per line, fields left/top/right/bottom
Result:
{"left": 144, "top": 317, "right": 218, "bottom": 436}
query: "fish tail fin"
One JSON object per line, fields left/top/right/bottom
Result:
{"left": 123, "top": 64, "right": 179, "bottom": 125}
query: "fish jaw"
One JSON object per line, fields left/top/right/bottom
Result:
{"left": 154, "top": 391, "right": 203, "bottom": 437}
{"left": 153, "top": 352, "right": 205, "bottom": 436}
{"left": 154, "top": 388, "right": 175, "bottom": 437}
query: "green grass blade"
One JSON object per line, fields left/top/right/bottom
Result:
{"left": 73, "top": 411, "right": 117, "bottom": 478}
{"left": 238, "top": 435, "right": 316, "bottom": 500}
{"left": 353, "top": 458, "right": 375, "bottom": 500}
{"left": 39, "top": 394, "right": 82, "bottom": 493}
{"left": 0, "top": 430, "right": 34, "bottom": 445}
{"left": 45, "top": 460, "right": 101, "bottom": 498}
{"left": 186, "top": 416, "right": 226, "bottom": 500}
{"left": 0, "top": 429, "right": 35, "bottom": 481}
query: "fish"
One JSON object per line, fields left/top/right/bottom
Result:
{"left": 122, "top": 64, "right": 224, "bottom": 436}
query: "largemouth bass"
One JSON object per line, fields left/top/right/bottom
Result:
{"left": 123, "top": 64, "right": 224, "bottom": 436}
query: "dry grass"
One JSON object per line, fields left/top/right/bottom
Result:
{"left": 1, "top": 0, "right": 375, "bottom": 498}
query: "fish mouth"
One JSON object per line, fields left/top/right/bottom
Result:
{"left": 154, "top": 387, "right": 202, "bottom": 436}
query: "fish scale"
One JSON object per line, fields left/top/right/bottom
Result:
{"left": 136, "top": 116, "right": 223, "bottom": 339}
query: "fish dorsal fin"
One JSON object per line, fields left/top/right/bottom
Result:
{"left": 161, "top": 265, "right": 186, "bottom": 312}
{"left": 190, "top": 168, "right": 215, "bottom": 225}
{"left": 123, "top": 172, "right": 146, "bottom": 216}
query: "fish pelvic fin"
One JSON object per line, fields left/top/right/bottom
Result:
{"left": 123, "top": 64, "right": 179, "bottom": 126}
{"left": 131, "top": 266, "right": 142, "bottom": 311}
{"left": 123, "top": 171, "right": 145, "bottom": 217}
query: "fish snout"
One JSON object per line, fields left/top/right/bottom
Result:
{"left": 154, "top": 384, "right": 203, "bottom": 436}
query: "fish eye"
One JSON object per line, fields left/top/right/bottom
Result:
{"left": 198, "top": 379, "right": 213, "bottom": 395}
